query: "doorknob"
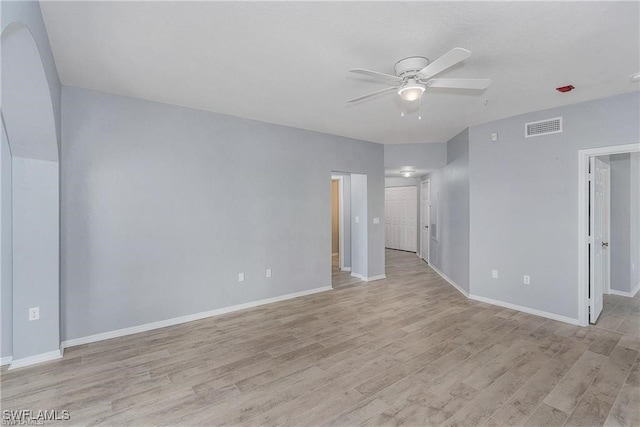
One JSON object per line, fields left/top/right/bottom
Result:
{"left": 602, "top": 242, "right": 609, "bottom": 248}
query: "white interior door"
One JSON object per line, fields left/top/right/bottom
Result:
{"left": 589, "top": 156, "right": 610, "bottom": 324}
{"left": 384, "top": 186, "right": 417, "bottom": 252}
{"left": 421, "top": 180, "right": 430, "bottom": 262}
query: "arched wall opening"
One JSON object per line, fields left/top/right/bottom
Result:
{"left": 1, "top": 21, "right": 60, "bottom": 367}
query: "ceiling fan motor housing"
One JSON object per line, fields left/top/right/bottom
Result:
{"left": 394, "top": 56, "right": 430, "bottom": 79}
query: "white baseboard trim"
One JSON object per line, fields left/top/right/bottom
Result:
{"left": 350, "top": 273, "right": 386, "bottom": 282}
{"left": 1, "top": 356, "right": 12, "bottom": 366}
{"left": 468, "top": 294, "right": 580, "bottom": 326}
{"left": 341, "top": 267, "right": 351, "bottom": 272}
{"left": 62, "top": 286, "right": 332, "bottom": 349}
{"left": 428, "top": 264, "right": 578, "bottom": 326}
{"left": 429, "top": 264, "right": 469, "bottom": 297}
{"left": 609, "top": 283, "right": 640, "bottom": 298}
{"left": 9, "top": 350, "right": 62, "bottom": 370}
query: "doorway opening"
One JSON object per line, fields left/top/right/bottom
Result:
{"left": 578, "top": 143, "right": 640, "bottom": 327}
{"left": 331, "top": 173, "right": 363, "bottom": 288}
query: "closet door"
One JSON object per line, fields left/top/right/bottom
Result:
{"left": 385, "top": 186, "right": 417, "bottom": 252}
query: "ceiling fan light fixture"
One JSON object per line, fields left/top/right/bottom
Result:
{"left": 398, "top": 83, "right": 425, "bottom": 101}
{"left": 401, "top": 169, "right": 415, "bottom": 178}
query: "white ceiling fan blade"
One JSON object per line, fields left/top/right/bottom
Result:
{"left": 349, "top": 68, "right": 403, "bottom": 83}
{"left": 426, "top": 78, "right": 491, "bottom": 90}
{"left": 418, "top": 47, "right": 471, "bottom": 80}
{"left": 348, "top": 86, "right": 399, "bottom": 103}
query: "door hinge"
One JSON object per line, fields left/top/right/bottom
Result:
{"left": 587, "top": 235, "right": 594, "bottom": 245}
{"left": 588, "top": 172, "right": 593, "bottom": 181}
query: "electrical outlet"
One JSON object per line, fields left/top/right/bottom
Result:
{"left": 523, "top": 275, "right": 531, "bottom": 285}
{"left": 266, "top": 269, "right": 272, "bottom": 278}
{"left": 491, "top": 270, "right": 499, "bottom": 279}
{"left": 238, "top": 273, "right": 245, "bottom": 282}
{"left": 28, "top": 307, "right": 39, "bottom": 321}
{"left": 373, "top": 217, "right": 380, "bottom": 224}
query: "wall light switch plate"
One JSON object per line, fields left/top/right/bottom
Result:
{"left": 355, "top": 216, "right": 360, "bottom": 224}
{"left": 523, "top": 275, "right": 531, "bottom": 285}
{"left": 373, "top": 217, "right": 380, "bottom": 224}
{"left": 491, "top": 270, "right": 499, "bottom": 279}
{"left": 29, "top": 307, "right": 40, "bottom": 321}
{"left": 491, "top": 132, "right": 498, "bottom": 142}
{"left": 238, "top": 273, "right": 245, "bottom": 282}
{"left": 266, "top": 269, "right": 272, "bottom": 278}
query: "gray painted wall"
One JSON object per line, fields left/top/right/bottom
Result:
{"left": 631, "top": 152, "right": 640, "bottom": 291}
{"left": 384, "top": 143, "right": 446, "bottom": 170}
{"left": 350, "top": 174, "right": 368, "bottom": 278}
{"left": 610, "top": 154, "right": 631, "bottom": 293}
{"left": 11, "top": 157, "right": 60, "bottom": 359}
{"left": 1, "top": 119, "right": 12, "bottom": 359}
{"left": 2, "top": 0, "right": 61, "bottom": 147}
{"left": 61, "top": 86, "right": 384, "bottom": 341}
{"left": 469, "top": 91, "right": 640, "bottom": 320}
{"left": 2, "top": 1, "right": 61, "bottom": 361}
{"left": 426, "top": 128, "right": 470, "bottom": 292}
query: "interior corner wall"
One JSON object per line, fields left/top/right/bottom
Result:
{"left": 631, "top": 152, "right": 640, "bottom": 292}
{"left": 610, "top": 154, "right": 631, "bottom": 293}
{"left": 61, "top": 86, "right": 384, "bottom": 341}
{"left": 1, "top": 119, "right": 13, "bottom": 359}
{"left": 469, "top": 91, "right": 640, "bottom": 321}
{"left": 426, "top": 128, "right": 470, "bottom": 292}
{"left": 2, "top": 0, "right": 61, "bottom": 146}
{"left": 350, "top": 174, "right": 368, "bottom": 278}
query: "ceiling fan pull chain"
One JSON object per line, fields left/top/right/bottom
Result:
{"left": 401, "top": 98, "right": 405, "bottom": 117}
{"left": 418, "top": 97, "right": 422, "bottom": 120}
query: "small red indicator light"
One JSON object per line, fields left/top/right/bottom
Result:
{"left": 556, "top": 85, "right": 575, "bottom": 93}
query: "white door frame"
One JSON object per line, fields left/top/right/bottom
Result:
{"left": 420, "top": 179, "right": 430, "bottom": 263}
{"left": 578, "top": 142, "right": 640, "bottom": 326}
{"left": 331, "top": 175, "right": 345, "bottom": 270}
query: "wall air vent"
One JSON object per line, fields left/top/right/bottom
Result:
{"left": 525, "top": 117, "right": 562, "bottom": 137}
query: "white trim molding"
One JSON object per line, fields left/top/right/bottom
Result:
{"left": 609, "top": 283, "right": 640, "bottom": 298}
{"left": 429, "top": 264, "right": 469, "bottom": 297}
{"left": 578, "top": 142, "right": 640, "bottom": 326}
{"left": 350, "top": 273, "right": 386, "bottom": 282}
{"left": 62, "top": 286, "right": 332, "bottom": 349}
{"left": 1, "top": 356, "right": 12, "bottom": 366}
{"left": 9, "top": 350, "right": 62, "bottom": 370}
{"left": 468, "top": 294, "right": 580, "bottom": 326}
{"left": 341, "top": 267, "right": 351, "bottom": 272}
{"left": 429, "top": 264, "right": 579, "bottom": 326}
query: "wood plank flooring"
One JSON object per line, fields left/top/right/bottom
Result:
{"left": 1, "top": 249, "right": 639, "bottom": 426}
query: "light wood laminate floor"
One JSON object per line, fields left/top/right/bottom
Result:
{"left": 1, "top": 250, "right": 639, "bottom": 426}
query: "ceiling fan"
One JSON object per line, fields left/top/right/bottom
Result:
{"left": 348, "top": 48, "right": 491, "bottom": 109}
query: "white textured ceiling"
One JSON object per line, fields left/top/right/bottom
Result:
{"left": 40, "top": 1, "right": 640, "bottom": 144}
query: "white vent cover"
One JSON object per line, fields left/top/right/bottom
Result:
{"left": 525, "top": 117, "right": 562, "bottom": 137}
